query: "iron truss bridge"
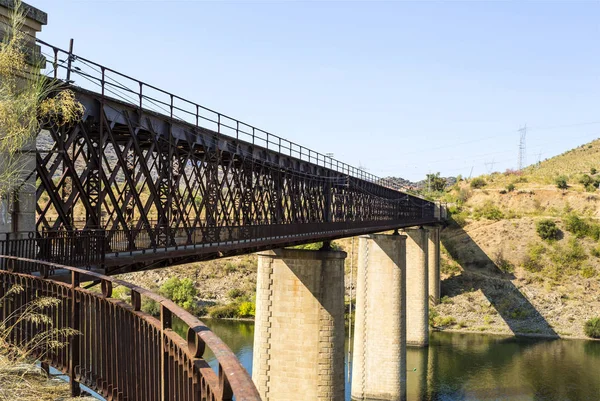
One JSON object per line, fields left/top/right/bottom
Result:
{"left": 31, "top": 39, "right": 441, "bottom": 274}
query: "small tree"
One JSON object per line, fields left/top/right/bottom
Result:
{"left": 159, "top": 277, "right": 198, "bottom": 312}
{"left": 536, "top": 219, "right": 559, "bottom": 241}
{"left": 584, "top": 317, "right": 600, "bottom": 338}
{"left": 0, "top": 1, "right": 83, "bottom": 201}
{"left": 470, "top": 177, "right": 486, "bottom": 189}
{"left": 425, "top": 172, "right": 447, "bottom": 192}
{"left": 555, "top": 176, "right": 568, "bottom": 190}
{"left": 564, "top": 213, "right": 589, "bottom": 238}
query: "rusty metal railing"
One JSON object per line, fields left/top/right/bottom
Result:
{"left": 0, "top": 255, "right": 261, "bottom": 401}
{"left": 0, "top": 231, "right": 105, "bottom": 271}
{"left": 36, "top": 37, "right": 411, "bottom": 193}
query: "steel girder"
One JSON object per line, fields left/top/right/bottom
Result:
{"left": 36, "top": 88, "right": 436, "bottom": 272}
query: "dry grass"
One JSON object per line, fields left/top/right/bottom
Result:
{"left": 0, "top": 285, "right": 82, "bottom": 401}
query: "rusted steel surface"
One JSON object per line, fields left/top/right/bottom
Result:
{"left": 0, "top": 230, "right": 105, "bottom": 271}
{"left": 0, "top": 255, "right": 261, "bottom": 401}
{"left": 32, "top": 38, "right": 442, "bottom": 272}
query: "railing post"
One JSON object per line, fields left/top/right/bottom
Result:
{"left": 161, "top": 304, "right": 172, "bottom": 401}
{"left": 65, "top": 38, "right": 74, "bottom": 82}
{"left": 69, "top": 270, "right": 81, "bottom": 396}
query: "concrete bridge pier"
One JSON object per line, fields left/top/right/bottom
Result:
{"left": 404, "top": 228, "right": 429, "bottom": 347}
{"left": 253, "top": 247, "right": 346, "bottom": 401}
{"left": 0, "top": 1, "right": 46, "bottom": 237}
{"left": 427, "top": 226, "right": 441, "bottom": 305}
{"left": 351, "top": 233, "right": 407, "bottom": 401}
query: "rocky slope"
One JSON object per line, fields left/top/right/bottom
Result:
{"left": 433, "top": 138, "right": 600, "bottom": 339}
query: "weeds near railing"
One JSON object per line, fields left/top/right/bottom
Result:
{"left": 0, "top": 285, "right": 79, "bottom": 401}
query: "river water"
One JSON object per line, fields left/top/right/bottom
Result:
{"left": 197, "top": 319, "right": 600, "bottom": 401}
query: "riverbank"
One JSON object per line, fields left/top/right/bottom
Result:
{"left": 434, "top": 327, "right": 600, "bottom": 342}
{"left": 0, "top": 354, "right": 96, "bottom": 401}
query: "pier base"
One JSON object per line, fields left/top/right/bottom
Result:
{"left": 404, "top": 228, "right": 429, "bottom": 347}
{"left": 427, "top": 226, "right": 441, "bottom": 305}
{"left": 351, "top": 234, "right": 407, "bottom": 401}
{"left": 253, "top": 248, "right": 346, "bottom": 401}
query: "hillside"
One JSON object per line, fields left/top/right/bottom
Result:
{"left": 433, "top": 137, "right": 600, "bottom": 338}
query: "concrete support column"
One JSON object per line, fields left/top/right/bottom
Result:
{"left": 351, "top": 233, "right": 407, "bottom": 401}
{"left": 404, "top": 228, "right": 429, "bottom": 347}
{"left": 253, "top": 248, "right": 346, "bottom": 401}
{"left": 0, "top": 1, "right": 47, "bottom": 236}
{"left": 427, "top": 226, "right": 441, "bottom": 305}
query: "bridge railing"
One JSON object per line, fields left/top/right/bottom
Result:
{"left": 103, "top": 212, "right": 436, "bottom": 256}
{"left": 0, "top": 255, "right": 261, "bottom": 401}
{"left": 37, "top": 38, "right": 406, "bottom": 192}
{"left": 0, "top": 231, "right": 105, "bottom": 271}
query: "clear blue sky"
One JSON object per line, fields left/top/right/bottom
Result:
{"left": 29, "top": 0, "right": 599, "bottom": 181}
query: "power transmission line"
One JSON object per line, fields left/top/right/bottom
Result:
{"left": 518, "top": 124, "right": 527, "bottom": 171}
{"left": 484, "top": 158, "right": 496, "bottom": 173}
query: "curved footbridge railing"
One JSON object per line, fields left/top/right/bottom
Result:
{"left": 0, "top": 255, "right": 261, "bottom": 401}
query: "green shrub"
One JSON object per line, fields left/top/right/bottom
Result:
{"left": 449, "top": 209, "right": 469, "bottom": 227}
{"left": 428, "top": 309, "right": 439, "bottom": 327}
{"left": 440, "top": 259, "right": 461, "bottom": 276}
{"left": 433, "top": 315, "right": 456, "bottom": 327}
{"left": 579, "top": 174, "right": 594, "bottom": 186}
{"left": 159, "top": 277, "right": 198, "bottom": 313}
{"left": 555, "top": 176, "right": 568, "bottom": 190}
{"left": 227, "top": 288, "right": 244, "bottom": 300}
{"left": 548, "top": 238, "right": 587, "bottom": 273}
{"left": 292, "top": 241, "right": 341, "bottom": 251}
{"left": 584, "top": 317, "right": 600, "bottom": 338}
{"left": 591, "top": 245, "right": 600, "bottom": 258}
{"left": 470, "top": 177, "right": 486, "bottom": 189}
{"left": 563, "top": 213, "right": 589, "bottom": 238}
{"left": 473, "top": 201, "right": 503, "bottom": 221}
{"left": 440, "top": 295, "right": 454, "bottom": 304}
{"left": 141, "top": 297, "right": 160, "bottom": 317}
{"left": 237, "top": 301, "right": 256, "bottom": 318}
{"left": 523, "top": 242, "right": 546, "bottom": 273}
{"left": 536, "top": 219, "right": 560, "bottom": 241}
{"left": 506, "top": 183, "right": 516, "bottom": 192}
{"left": 589, "top": 224, "right": 600, "bottom": 241}
{"left": 224, "top": 262, "right": 238, "bottom": 274}
{"left": 510, "top": 308, "right": 530, "bottom": 320}
{"left": 581, "top": 265, "right": 596, "bottom": 279}
{"left": 591, "top": 167, "right": 597, "bottom": 175}
{"left": 493, "top": 250, "right": 514, "bottom": 273}
{"left": 207, "top": 303, "right": 239, "bottom": 318}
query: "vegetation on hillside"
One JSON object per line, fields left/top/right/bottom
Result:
{"left": 427, "top": 137, "right": 600, "bottom": 338}
{"left": 584, "top": 317, "right": 600, "bottom": 339}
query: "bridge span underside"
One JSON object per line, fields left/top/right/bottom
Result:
{"left": 36, "top": 88, "right": 437, "bottom": 273}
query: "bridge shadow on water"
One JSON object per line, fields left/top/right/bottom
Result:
{"left": 439, "top": 222, "right": 558, "bottom": 338}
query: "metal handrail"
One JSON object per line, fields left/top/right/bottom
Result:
{"left": 0, "top": 255, "right": 261, "bottom": 401}
{"left": 36, "top": 37, "right": 409, "bottom": 193}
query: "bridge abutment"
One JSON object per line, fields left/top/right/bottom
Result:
{"left": 253, "top": 248, "right": 346, "bottom": 401}
{"left": 427, "top": 226, "right": 441, "bottom": 305}
{"left": 403, "top": 228, "right": 429, "bottom": 347}
{"left": 351, "top": 233, "right": 407, "bottom": 401}
{"left": 0, "top": 1, "right": 46, "bottom": 237}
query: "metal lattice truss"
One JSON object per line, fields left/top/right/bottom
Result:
{"left": 36, "top": 89, "right": 436, "bottom": 271}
